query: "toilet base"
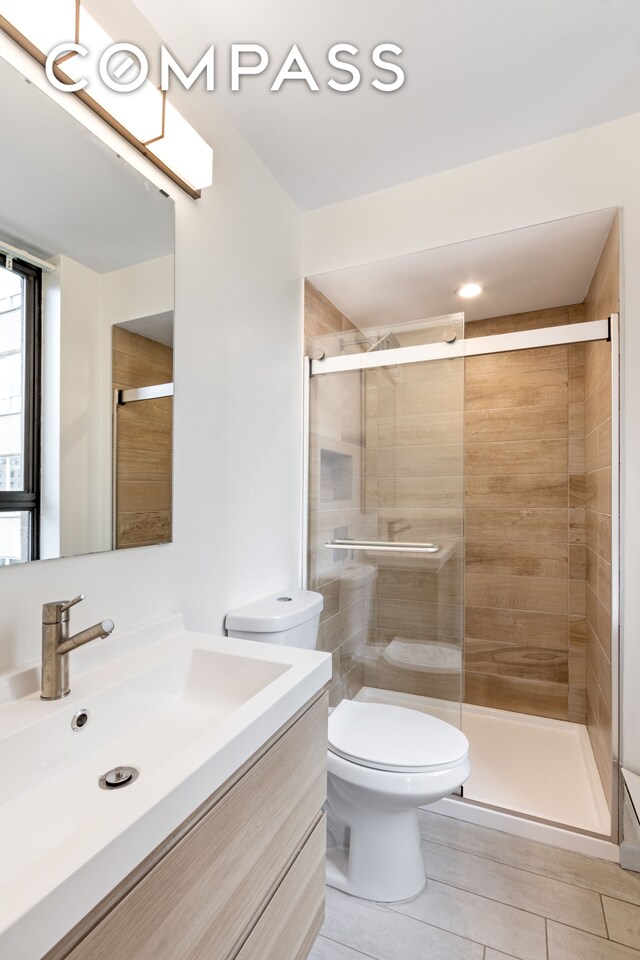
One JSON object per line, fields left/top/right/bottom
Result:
{"left": 325, "top": 803, "right": 427, "bottom": 902}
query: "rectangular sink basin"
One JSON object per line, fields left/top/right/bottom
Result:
{"left": 0, "top": 622, "right": 331, "bottom": 960}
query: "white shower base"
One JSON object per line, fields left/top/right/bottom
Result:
{"left": 356, "top": 686, "right": 611, "bottom": 840}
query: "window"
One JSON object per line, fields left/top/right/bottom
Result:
{"left": 0, "top": 254, "right": 41, "bottom": 563}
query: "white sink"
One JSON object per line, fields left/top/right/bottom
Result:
{"left": 0, "top": 619, "right": 331, "bottom": 960}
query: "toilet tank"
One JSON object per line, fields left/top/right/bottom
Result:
{"left": 225, "top": 589, "right": 323, "bottom": 649}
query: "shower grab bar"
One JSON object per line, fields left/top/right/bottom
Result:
{"left": 325, "top": 539, "right": 441, "bottom": 554}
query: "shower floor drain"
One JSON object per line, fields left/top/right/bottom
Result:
{"left": 99, "top": 766, "right": 139, "bottom": 790}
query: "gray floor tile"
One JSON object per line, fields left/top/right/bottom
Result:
{"left": 311, "top": 935, "right": 375, "bottom": 959}
{"left": 390, "top": 878, "right": 547, "bottom": 960}
{"left": 603, "top": 896, "right": 640, "bottom": 949}
{"left": 423, "top": 838, "right": 607, "bottom": 935}
{"left": 420, "top": 810, "right": 640, "bottom": 905}
{"left": 321, "top": 886, "right": 484, "bottom": 960}
{"left": 485, "top": 952, "right": 520, "bottom": 960}
{"left": 548, "top": 920, "right": 640, "bottom": 958}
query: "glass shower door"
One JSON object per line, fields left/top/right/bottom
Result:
{"left": 307, "top": 316, "right": 464, "bottom": 728}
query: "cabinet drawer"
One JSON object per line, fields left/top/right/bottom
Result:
{"left": 62, "top": 695, "right": 328, "bottom": 960}
{"left": 236, "top": 814, "right": 326, "bottom": 960}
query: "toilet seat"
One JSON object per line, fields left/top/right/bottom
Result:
{"left": 328, "top": 700, "right": 469, "bottom": 774}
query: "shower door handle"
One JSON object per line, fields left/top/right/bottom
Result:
{"left": 324, "top": 539, "right": 441, "bottom": 554}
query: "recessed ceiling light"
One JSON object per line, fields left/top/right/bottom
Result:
{"left": 456, "top": 283, "right": 483, "bottom": 299}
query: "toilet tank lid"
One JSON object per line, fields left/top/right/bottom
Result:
{"left": 225, "top": 589, "right": 323, "bottom": 633}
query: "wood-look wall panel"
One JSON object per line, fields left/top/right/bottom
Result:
{"left": 376, "top": 444, "right": 463, "bottom": 478}
{"left": 465, "top": 474, "right": 568, "bottom": 509}
{"left": 118, "top": 481, "right": 172, "bottom": 514}
{"left": 117, "top": 450, "right": 173, "bottom": 482}
{"left": 465, "top": 508, "right": 568, "bottom": 543}
{"left": 112, "top": 326, "right": 174, "bottom": 370}
{"left": 465, "top": 541, "right": 568, "bottom": 579}
{"left": 465, "top": 573, "right": 568, "bottom": 615}
{"left": 465, "top": 370, "right": 568, "bottom": 411}
{"left": 465, "top": 439, "right": 568, "bottom": 475}
{"left": 465, "top": 672, "right": 569, "bottom": 720}
{"left": 465, "top": 344, "right": 568, "bottom": 378}
{"left": 464, "top": 323, "right": 580, "bottom": 722}
{"left": 118, "top": 396, "right": 173, "bottom": 426}
{"left": 112, "top": 352, "right": 172, "bottom": 389}
{"left": 376, "top": 567, "right": 439, "bottom": 602}
{"left": 465, "top": 405, "right": 568, "bottom": 443}
{"left": 113, "top": 327, "right": 173, "bottom": 549}
{"left": 464, "top": 638, "right": 568, "bottom": 684}
{"left": 116, "top": 418, "right": 172, "bottom": 454}
{"left": 465, "top": 304, "right": 583, "bottom": 339}
{"left": 378, "top": 412, "right": 464, "bottom": 447}
{"left": 465, "top": 605, "right": 568, "bottom": 649}
{"left": 117, "top": 511, "right": 171, "bottom": 547}
{"left": 377, "top": 476, "right": 463, "bottom": 509}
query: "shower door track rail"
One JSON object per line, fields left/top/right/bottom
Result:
{"left": 310, "top": 317, "right": 610, "bottom": 375}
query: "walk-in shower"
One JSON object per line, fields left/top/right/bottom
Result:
{"left": 303, "top": 211, "right": 621, "bottom": 854}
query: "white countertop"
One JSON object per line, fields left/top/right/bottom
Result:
{"left": 0, "top": 617, "right": 331, "bottom": 960}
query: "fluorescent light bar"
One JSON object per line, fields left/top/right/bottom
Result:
{"left": 148, "top": 101, "right": 214, "bottom": 191}
{"left": 0, "top": 1, "right": 75, "bottom": 56}
{"left": 0, "top": 1, "right": 213, "bottom": 196}
{"left": 60, "top": 9, "right": 165, "bottom": 145}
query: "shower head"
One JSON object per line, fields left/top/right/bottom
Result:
{"left": 368, "top": 332, "right": 401, "bottom": 352}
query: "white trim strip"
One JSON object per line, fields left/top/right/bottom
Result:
{"left": 0, "top": 240, "right": 56, "bottom": 273}
{"left": 118, "top": 383, "right": 174, "bottom": 404}
{"left": 610, "top": 315, "right": 621, "bottom": 828}
{"left": 310, "top": 319, "right": 610, "bottom": 375}
{"left": 301, "top": 357, "right": 311, "bottom": 589}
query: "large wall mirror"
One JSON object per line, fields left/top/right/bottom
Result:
{"left": 0, "top": 56, "right": 175, "bottom": 565}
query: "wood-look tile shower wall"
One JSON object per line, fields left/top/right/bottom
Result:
{"left": 463, "top": 307, "right": 587, "bottom": 724}
{"left": 463, "top": 214, "right": 618, "bottom": 809}
{"left": 306, "top": 281, "right": 372, "bottom": 706}
{"left": 112, "top": 327, "right": 173, "bottom": 548}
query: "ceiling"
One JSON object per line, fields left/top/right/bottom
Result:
{"left": 131, "top": 0, "right": 640, "bottom": 210}
{"left": 308, "top": 209, "right": 617, "bottom": 328}
{"left": 0, "top": 56, "right": 173, "bottom": 274}
{"left": 117, "top": 311, "right": 174, "bottom": 347}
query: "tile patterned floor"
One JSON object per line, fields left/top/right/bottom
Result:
{"left": 311, "top": 810, "right": 640, "bottom": 960}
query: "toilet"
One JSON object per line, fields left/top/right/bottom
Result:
{"left": 225, "top": 589, "right": 471, "bottom": 903}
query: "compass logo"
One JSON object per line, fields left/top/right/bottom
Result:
{"left": 45, "top": 43, "right": 405, "bottom": 94}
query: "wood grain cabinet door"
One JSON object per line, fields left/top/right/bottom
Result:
{"left": 61, "top": 696, "right": 327, "bottom": 960}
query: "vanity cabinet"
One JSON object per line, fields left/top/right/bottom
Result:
{"left": 46, "top": 693, "right": 328, "bottom": 960}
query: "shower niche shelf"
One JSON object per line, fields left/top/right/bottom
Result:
{"left": 320, "top": 449, "right": 353, "bottom": 502}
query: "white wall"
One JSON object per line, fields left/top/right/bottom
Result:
{"left": 102, "top": 255, "right": 174, "bottom": 328}
{"left": 0, "top": 27, "right": 302, "bottom": 670}
{"left": 57, "top": 256, "right": 109, "bottom": 558}
{"left": 303, "top": 113, "right": 640, "bottom": 777}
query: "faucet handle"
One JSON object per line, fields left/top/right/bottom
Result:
{"left": 42, "top": 594, "right": 86, "bottom": 624}
{"left": 60, "top": 594, "right": 86, "bottom": 613}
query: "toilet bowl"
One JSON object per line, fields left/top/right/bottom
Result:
{"left": 326, "top": 698, "right": 470, "bottom": 901}
{"left": 226, "top": 589, "right": 470, "bottom": 904}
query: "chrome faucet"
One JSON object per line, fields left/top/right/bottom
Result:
{"left": 41, "top": 594, "right": 114, "bottom": 700}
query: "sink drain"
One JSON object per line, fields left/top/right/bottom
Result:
{"left": 99, "top": 766, "right": 139, "bottom": 790}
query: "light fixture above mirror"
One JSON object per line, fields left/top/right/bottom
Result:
{"left": 0, "top": 0, "right": 213, "bottom": 198}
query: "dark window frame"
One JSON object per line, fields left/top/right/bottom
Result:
{"left": 0, "top": 254, "right": 42, "bottom": 561}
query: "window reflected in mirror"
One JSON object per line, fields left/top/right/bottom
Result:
{"left": 0, "top": 55, "right": 175, "bottom": 565}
